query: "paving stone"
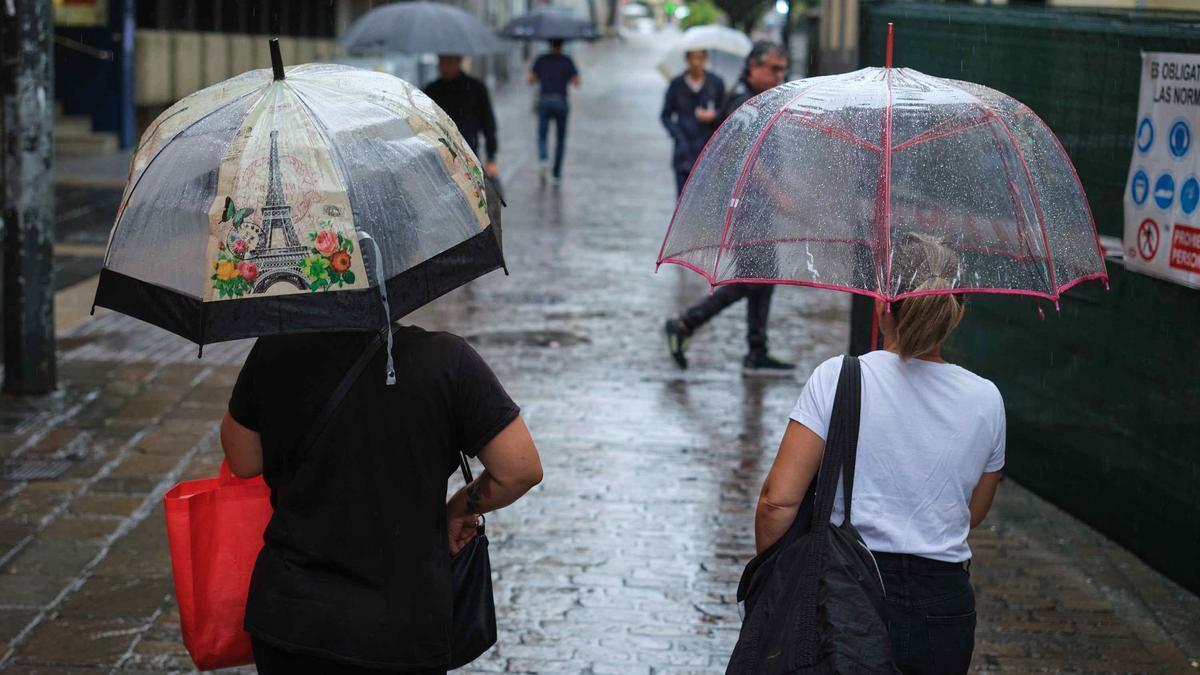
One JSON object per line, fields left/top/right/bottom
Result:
{"left": 0, "top": 574, "right": 72, "bottom": 608}
{"left": 108, "top": 451, "right": 180, "bottom": 479}
{"left": 71, "top": 494, "right": 142, "bottom": 518}
{"left": 90, "top": 516, "right": 169, "bottom": 580}
{"left": 59, "top": 575, "right": 171, "bottom": 620}
{"left": 17, "top": 617, "right": 138, "bottom": 666}
{"left": 40, "top": 517, "right": 120, "bottom": 542}
{"left": 0, "top": 607, "right": 37, "bottom": 652}
{"left": 3, "top": 539, "right": 98, "bottom": 578}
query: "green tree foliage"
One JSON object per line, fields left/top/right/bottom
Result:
{"left": 680, "top": 0, "right": 720, "bottom": 29}
{"left": 711, "top": 0, "right": 766, "bottom": 33}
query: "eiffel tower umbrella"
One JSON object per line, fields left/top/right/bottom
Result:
{"left": 94, "top": 40, "right": 504, "bottom": 359}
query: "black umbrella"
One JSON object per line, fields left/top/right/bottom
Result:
{"left": 501, "top": 8, "right": 600, "bottom": 41}
{"left": 341, "top": 1, "right": 506, "bottom": 56}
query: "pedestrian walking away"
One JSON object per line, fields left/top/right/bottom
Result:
{"left": 663, "top": 41, "right": 792, "bottom": 375}
{"left": 752, "top": 236, "right": 1005, "bottom": 674}
{"left": 425, "top": 54, "right": 506, "bottom": 225}
{"left": 425, "top": 54, "right": 501, "bottom": 182}
{"left": 528, "top": 39, "right": 580, "bottom": 186}
{"left": 221, "top": 326, "right": 543, "bottom": 673}
{"left": 660, "top": 49, "right": 725, "bottom": 196}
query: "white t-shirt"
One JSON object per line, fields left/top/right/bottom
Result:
{"left": 789, "top": 351, "right": 1005, "bottom": 563}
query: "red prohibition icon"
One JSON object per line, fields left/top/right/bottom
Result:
{"left": 1138, "top": 218, "right": 1160, "bottom": 261}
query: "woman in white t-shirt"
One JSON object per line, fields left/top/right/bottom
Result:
{"left": 755, "top": 239, "right": 1005, "bottom": 674}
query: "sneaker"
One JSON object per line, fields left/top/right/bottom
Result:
{"left": 742, "top": 352, "right": 795, "bottom": 376}
{"left": 551, "top": 175, "right": 561, "bottom": 188}
{"left": 538, "top": 161, "right": 549, "bottom": 185}
{"left": 664, "top": 319, "right": 690, "bottom": 369}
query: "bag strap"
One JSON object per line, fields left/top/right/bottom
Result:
{"left": 810, "top": 355, "right": 861, "bottom": 530}
{"left": 839, "top": 356, "right": 862, "bottom": 525}
{"left": 295, "top": 325, "right": 398, "bottom": 460}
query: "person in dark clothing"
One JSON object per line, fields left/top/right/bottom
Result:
{"left": 220, "top": 327, "right": 544, "bottom": 674}
{"left": 424, "top": 54, "right": 499, "bottom": 180}
{"left": 660, "top": 50, "right": 725, "bottom": 196}
{"left": 528, "top": 39, "right": 580, "bottom": 185}
{"left": 664, "top": 41, "right": 795, "bottom": 375}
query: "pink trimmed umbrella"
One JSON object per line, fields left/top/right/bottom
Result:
{"left": 657, "top": 25, "right": 1107, "bottom": 342}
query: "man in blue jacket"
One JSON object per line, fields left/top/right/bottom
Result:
{"left": 661, "top": 50, "right": 725, "bottom": 195}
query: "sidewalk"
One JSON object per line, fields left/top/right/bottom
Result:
{"left": 1, "top": 32, "right": 1197, "bottom": 673}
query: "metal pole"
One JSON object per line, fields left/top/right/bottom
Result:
{"left": 782, "top": 1, "right": 792, "bottom": 61}
{"left": 1, "top": 0, "right": 57, "bottom": 394}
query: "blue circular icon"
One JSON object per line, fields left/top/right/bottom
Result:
{"left": 1131, "top": 170, "right": 1150, "bottom": 205}
{"left": 1154, "top": 173, "right": 1175, "bottom": 210}
{"left": 1169, "top": 119, "right": 1191, "bottom": 158}
{"left": 1137, "top": 117, "right": 1154, "bottom": 154}
{"left": 1181, "top": 176, "right": 1200, "bottom": 215}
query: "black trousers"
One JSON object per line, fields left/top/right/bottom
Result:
{"left": 680, "top": 283, "right": 774, "bottom": 355}
{"left": 873, "top": 552, "right": 976, "bottom": 675}
{"left": 252, "top": 638, "right": 447, "bottom": 675}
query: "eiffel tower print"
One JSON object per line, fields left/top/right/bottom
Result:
{"left": 246, "top": 130, "right": 310, "bottom": 293}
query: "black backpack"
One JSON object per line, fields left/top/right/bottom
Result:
{"left": 727, "top": 356, "right": 898, "bottom": 674}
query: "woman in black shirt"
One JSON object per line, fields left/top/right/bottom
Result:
{"left": 220, "top": 326, "right": 543, "bottom": 674}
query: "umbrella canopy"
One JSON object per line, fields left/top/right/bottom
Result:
{"left": 657, "top": 25, "right": 752, "bottom": 86}
{"left": 501, "top": 8, "right": 600, "bottom": 41}
{"left": 341, "top": 1, "right": 506, "bottom": 56}
{"left": 95, "top": 44, "right": 503, "bottom": 347}
{"left": 657, "top": 66, "right": 1107, "bottom": 304}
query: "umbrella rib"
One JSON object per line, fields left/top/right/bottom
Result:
{"left": 879, "top": 67, "right": 894, "bottom": 299}
{"left": 890, "top": 112, "right": 995, "bottom": 153}
{"left": 287, "top": 84, "right": 362, "bottom": 225}
{"left": 979, "top": 119, "right": 1040, "bottom": 266}
{"left": 956, "top": 89, "right": 1060, "bottom": 297}
{"left": 780, "top": 111, "right": 883, "bottom": 153}
{"left": 105, "top": 88, "right": 264, "bottom": 269}
{"left": 1013, "top": 100, "right": 1107, "bottom": 282}
{"left": 711, "top": 81, "right": 824, "bottom": 281}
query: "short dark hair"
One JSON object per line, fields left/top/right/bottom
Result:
{"left": 549, "top": 39, "right": 565, "bottom": 50}
{"left": 741, "top": 40, "right": 786, "bottom": 79}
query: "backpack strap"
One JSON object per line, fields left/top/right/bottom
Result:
{"left": 810, "top": 355, "right": 861, "bottom": 530}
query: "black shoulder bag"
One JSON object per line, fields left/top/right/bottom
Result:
{"left": 449, "top": 451, "right": 498, "bottom": 668}
{"left": 727, "top": 355, "right": 898, "bottom": 674}
{"left": 298, "top": 325, "right": 496, "bottom": 670}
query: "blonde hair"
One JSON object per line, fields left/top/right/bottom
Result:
{"left": 891, "top": 235, "right": 962, "bottom": 361}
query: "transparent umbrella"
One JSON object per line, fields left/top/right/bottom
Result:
{"left": 94, "top": 41, "right": 504, "bottom": 362}
{"left": 657, "top": 25, "right": 752, "bottom": 86}
{"left": 658, "top": 28, "right": 1107, "bottom": 308}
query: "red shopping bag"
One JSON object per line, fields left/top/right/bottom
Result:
{"left": 164, "top": 461, "right": 273, "bottom": 670}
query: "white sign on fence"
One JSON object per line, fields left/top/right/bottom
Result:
{"left": 1123, "top": 51, "right": 1200, "bottom": 289}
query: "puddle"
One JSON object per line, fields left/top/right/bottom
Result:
{"left": 466, "top": 329, "right": 590, "bottom": 348}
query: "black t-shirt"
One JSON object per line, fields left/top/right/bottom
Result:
{"left": 532, "top": 53, "right": 578, "bottom": 97}
{"left": 424, "top": 74, "right": 498, "bottom": 161}
{"left": 228, "top": 326, "right": 519, "bottom": 670}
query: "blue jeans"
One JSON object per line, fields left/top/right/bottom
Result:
{"left": 537, "top": 95, "right": 569, "bottom": 178}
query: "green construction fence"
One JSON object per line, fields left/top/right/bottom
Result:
{"left": 851, "top": 1, "right": 1200, "bottom": 594}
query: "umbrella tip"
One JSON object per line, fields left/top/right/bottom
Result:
{"left": 269, "top": 38, "right": 285, "bottom": 81}
{"left": 886, "top": 23, "right": 894, "bottom": 69}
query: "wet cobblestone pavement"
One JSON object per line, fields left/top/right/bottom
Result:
{"left": 3, "top": 34, "right": 1199, "bottom": 674}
